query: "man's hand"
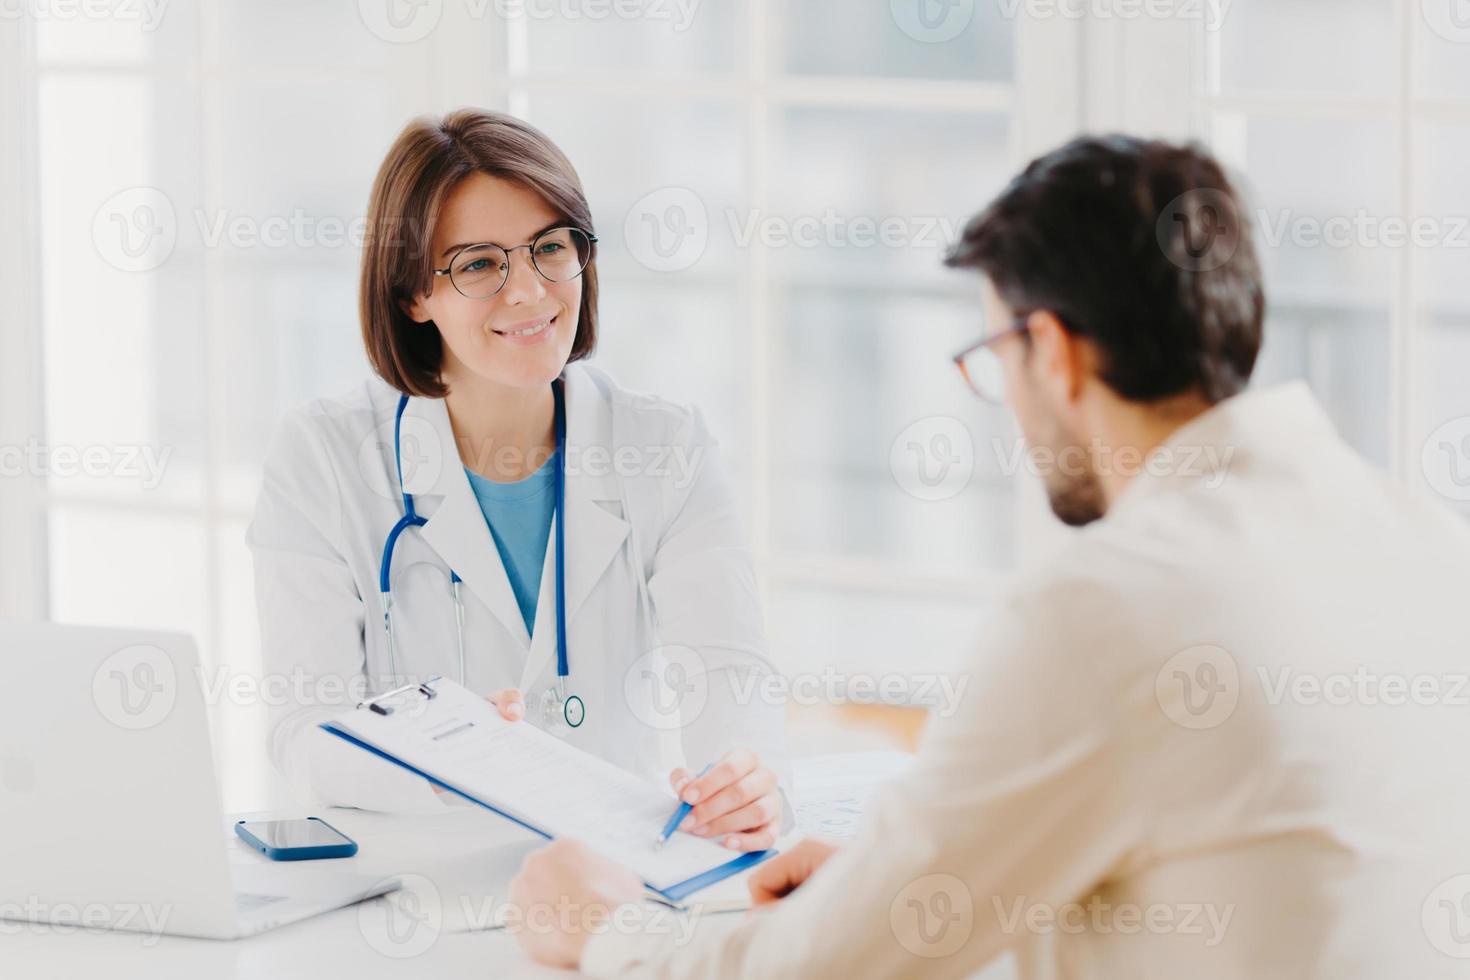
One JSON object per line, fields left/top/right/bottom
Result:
{"left": 668, "top": 748, "right": 783, "bottom": 852}
{"left": 508, "top": 839, "right": 645, "bottom": 969}
{"left": 747, "top": 838, "right": 840, "bottom": 906}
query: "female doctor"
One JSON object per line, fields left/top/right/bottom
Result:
{"left": 246, "top": 109, "right": 789, "bottom": 852}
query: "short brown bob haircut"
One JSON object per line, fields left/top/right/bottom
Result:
{"left": 360, "top": 109, "right": 599, "bottom": 398}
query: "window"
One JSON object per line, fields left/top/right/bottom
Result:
{"left": 1190, "top": 0, "right": 1470, "bottom": 517}
{"left": 514, "top": 5, "right": 1037, "bottom": 691}
{"left": 19, "top": 3, "right": 439, "bottom": 809}
{"left": 10, "top": 2, "right": 1076, "bottom": 808}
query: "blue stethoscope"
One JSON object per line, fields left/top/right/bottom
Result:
{"left": 378, "top": 378, "right": 585, "bottom": 730}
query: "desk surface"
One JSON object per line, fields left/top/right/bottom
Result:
{"left": 3, "top": 752, "right": 912, "bottom": 980}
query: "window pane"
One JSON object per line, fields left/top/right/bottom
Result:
{"left": 1251, "top": 307, "right": 1390, "bottom": 466}
{"left": 38, "top": 72, "right": 208, "bottom": 506}
{"left": 779, "top": 0, "right": 1013, "bottom": 81}
{"left": 1214, "top": 114, "right": 1399, "bottom": 305}
{"left": 521, "top": 0, "right": 741, "bottom": 74}
{"left": 1212, "top": 0, "right": 1399, "bottom": 98}
{"left": 1413, "top": 120, "right": 1470, "bottom": 519}
{"left": 767, "top": 106, "right": 1013, "bottom": 570}
{"left": 1206, "top": 114, "right": 1396, "bottom": 464}
{"left": 587, "top": 279, "right": 752, "bottom": 477}
{"left": 214, "top": 0, "right": 425, "bottom": 70}
{"left": 527, "top": 94, "right": 746, "bottom": 276}
{"left": 770, "top": 107, "right": 1010, "bottom": 288}
{"left": 772, "top": 286, "right": 1017, "bottom": 572}
{"left": 526, "top": 95, "right": 750, "bottom": 466}
{"left": 1415, "top": 0, "right": 1470, "bottom": 101}
{"left": 48, "top": 505, "right": 209, "bottom": 645}
{"left": 208, "top": 79, "right": 411, "bottom": 508}
{"left": 214, "top": 78, "right": 401, "bottom": 233}
{"left": 34, "top": 2, "right": 196, "bottom": 65}
{"left": 214, "top": 262, "right": 368, "bottom": 511}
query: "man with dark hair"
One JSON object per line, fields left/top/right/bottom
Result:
{"left": 506, "top": 136, "right": 1470, "bottom": 978}
{"left": 945, "top": 134, "right": 1265, "bottom": 526}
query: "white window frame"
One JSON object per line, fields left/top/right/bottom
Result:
{"left": 0, "top": 20, "right": 48, "bottom": 622}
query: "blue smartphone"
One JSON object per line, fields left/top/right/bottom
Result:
{"left": 234, "top": 817, "right": 358, "bottom": 861}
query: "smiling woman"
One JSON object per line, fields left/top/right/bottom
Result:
{"left": 359, "top": 111, "right": 599, "bottom": 402}
{"left": 402, "top": 176, "right": 591, "bottom": 414}
{"left": 246, "top": 109, "right": 793, "bottom": 851}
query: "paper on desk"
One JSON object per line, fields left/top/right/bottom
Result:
{"left": 324, "top": 680, "right": 759, "bottom": 894}
{"left": 793, "top": 750, "right": 915, "bottom": 839}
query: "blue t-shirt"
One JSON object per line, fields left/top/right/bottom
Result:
{"left": 463, "top": 450, "right": 557, "bottom": 635}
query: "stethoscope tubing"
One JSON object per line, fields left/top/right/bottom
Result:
{"left": 379, "top": 380, "right": 571, "bottom": 706}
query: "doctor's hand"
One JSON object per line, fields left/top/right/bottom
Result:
{"left": 668, "top": 748, "right": 782, "bottom": 852}
{"left": 508, "top": 839, "right": 644, "bottom": 969}
{"left": 748, "top": 838, "right": 840, "bottom": 906}
{"left": 485, "top": 687, "right": 525, "bottom": 722}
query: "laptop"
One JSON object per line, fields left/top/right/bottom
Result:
{"left": 0, "top": 620, "right": 399, "bottom": 940}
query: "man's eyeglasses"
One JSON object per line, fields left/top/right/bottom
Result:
{"left": 952, "top": 316, "right": 1031, "bottom": 403}
{"left": 433, "top": 226, "right": 598, "bottom": 299}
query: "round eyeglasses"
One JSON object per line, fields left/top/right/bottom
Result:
{"left": 952, "top": 317, "right": 1030, "bottom": 403}
{"left": 433, "top": 226, "right": 597, "bottom": 299}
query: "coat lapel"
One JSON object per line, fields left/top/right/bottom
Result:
{"left": 397, "top": 370, "right": 634, "bottom": 690}
{"left": 517, "top": 367, "right": 632, "bottom": 692}
{"left": 399, "top": 394, "right": 532, "bottom": 650}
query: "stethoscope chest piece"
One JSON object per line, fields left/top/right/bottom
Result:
{"left": 541, "top": 685, "right": 586, "bottom": 732}
{"left": 564, "top": 693, "right": 586, "bottom": 728}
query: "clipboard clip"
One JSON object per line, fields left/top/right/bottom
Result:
{"left": 643, "top": 889, "right": 688, "bottom": 914}
{"left": 360, "top": 676, "right": 442, "bottom": 716}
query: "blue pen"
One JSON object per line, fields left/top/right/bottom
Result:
{"left": 653, "top": 764, "right": 712, "bottom": 850}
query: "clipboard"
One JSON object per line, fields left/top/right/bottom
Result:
{"left": 321, "top": 677, "right": 774, "bottom": 903}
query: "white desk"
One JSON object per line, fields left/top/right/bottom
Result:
{"left": 3, "top": 752, "right": 913, "bottom": 980}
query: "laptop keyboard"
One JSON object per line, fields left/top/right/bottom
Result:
{"left": 236, "top": 892, "right": 288, "bottom": 912}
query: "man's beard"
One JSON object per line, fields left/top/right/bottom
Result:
{"left": 1037, "top": 416, "right": 1106, "bottom": 526}
{"left": 1044, "top": 464, "right": 1106, "bottom": 526}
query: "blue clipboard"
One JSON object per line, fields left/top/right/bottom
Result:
{"left": 320, "top": 685, "right": 774, "bottom": 903}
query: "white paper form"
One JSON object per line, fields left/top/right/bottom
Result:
{"left": 324, "top": 680, "right": 755, "bottom": 893}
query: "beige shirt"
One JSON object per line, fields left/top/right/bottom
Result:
{"left": 582, "top": 383, "right": 1470, "bottom": 979}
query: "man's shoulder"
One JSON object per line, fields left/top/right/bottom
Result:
{"left": 986, "top": 506, "right": 1240, "bottom": 698}
{"left": 1004, "top": 524, "right": 1180, "bottom": 625}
